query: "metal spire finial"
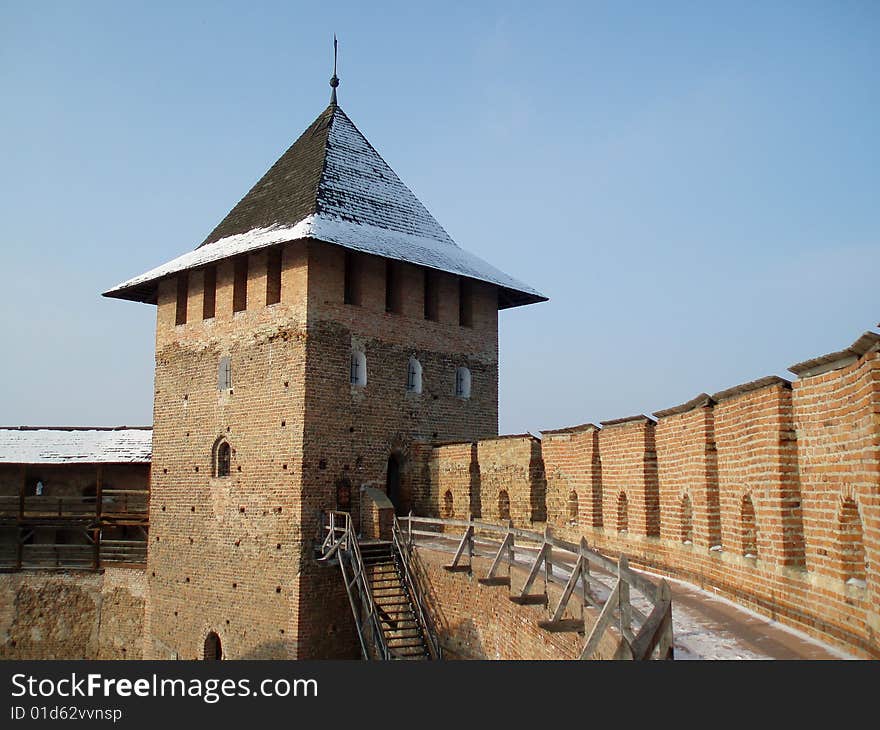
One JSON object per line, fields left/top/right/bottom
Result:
{"left": 330, "top": 34, "right": 340, "bottom": 105}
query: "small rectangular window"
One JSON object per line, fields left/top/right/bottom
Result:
{"left": 233, "top": 257, "right": 248, "bottom": 313}
{"left": 175, "top": 273, "right": 189, "bottom": 325}
{"left": 202, "top": 266, "right": 217, "bottom": 320}
{"left": 343, "top": 250, "right": 361, "bottom": 306}
{"left": 458, "top": 278, "right": 473, "bottom": 328}
{"left": 218, "top": 356, "right": 232, "bottom": 391}
{"left": 266, "top": 249, "right": 282, "bottom": 306}
{"left": 424, "top": 270, "right": 438, "bottom": 321}
{"left": 385, "top": 260, "right": 401, "bottom": 313}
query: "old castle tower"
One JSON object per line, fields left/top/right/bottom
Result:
{"left": 104, "top": 80, "right": 545, "bottom": 658}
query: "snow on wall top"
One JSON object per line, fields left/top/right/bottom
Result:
{"left": 0, "top": 427, "right": 153, "bottom": 464}
{"left": 103, "top": 104, "right": 546, "bottom": 307}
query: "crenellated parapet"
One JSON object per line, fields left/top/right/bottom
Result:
{"left": 416, "top": 331, "right": 880, "bottom": 657}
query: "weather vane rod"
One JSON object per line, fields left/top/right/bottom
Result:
{"left": 330, "top": 34, "right": 339, "bottom": 105}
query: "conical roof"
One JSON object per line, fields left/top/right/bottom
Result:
{"left": 104, "top": 104, "right": 546, "bottom": 308}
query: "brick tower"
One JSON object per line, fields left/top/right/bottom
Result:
{"left": 104, "top": 81, "right": 545, "bottom": 658}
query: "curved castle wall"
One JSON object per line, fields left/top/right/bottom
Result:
{"left": 417, "top": 337, "right": 880, "bottom": 658}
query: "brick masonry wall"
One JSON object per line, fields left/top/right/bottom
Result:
{"left": 0, "top": 568, "right": 145, "bottom": 659}
{"left": 294, "top": 242, "right": 501, "bottom": 658}
{"left": 475, "top": 436, "right": 545, "bottom": 525}
{"left": 140, "top": 232, "right": 506, "bottom": 660}
{"left": 793, "top": 350, "right": 879, "bottom": 640}
{"left": 425, "top": 442, "right": 476, "bottom": 520}
{"left": 543, "top": 425, "right": 601, "bottom": 529}
{"left": 413, "top": 548, "right": 618, "bottom": 660}
{"left": 655, "top": 405, "right": 719, "bottom": 549}
{"left": 714, "top": 381, "right": 804, "bottom": 569}
{"left": 418, "top": 342, "right": 880, "bottom": 658}
{"left": 598, "top": 418, "right": 660, "bottom": 538}
{"left": 147, "top": 243, "right": 311, "bottom": 659}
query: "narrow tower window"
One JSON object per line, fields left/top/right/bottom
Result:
{"left": 455, "top": 367, "right": 471, "bottom": 399}
{"left": 175, "top": 273, "right": 189, "bottom": 325}
{"left": 350, "top": 350, "right": 367, "bottom": 387}
{"left": 218, "top": 357, "right": 232, "bottom": 391}
{"left": 681, "top": 494, "right": 693, "bottom": 544}
{"left": 617, "top": 493, "right": 629, "bottom": 533}
{"left": 266, "top": 248, "right": 282, "bottom": 305}
{"left": 741, "top": 494, "right": 758, "bottom": 558}
{"left": 406, "top": 357, "right": 422, "bottom": 394}
{"left": 568, "top": 490, "right": 579, "bottom": 525}
{"left": 385, "top": 260, "right": 401, "bottom": 313}
{"left": 202, "top": 266, "right": 217, "bottom": 320}
{"left": 838, "top": 498, "right": 866, "bottom": 584}
{"left": 215, "top": 441, "right": 231, "bottom": 478}
{"left": 233, "top": 256, "right": 248, "bottom": 313}
{"left": 498, "top": 490, "right": 511, "bottom": 522}
{"left": 343, "top": 251, "right": 361, "bottom": 306}
{"left": 443, "top": 490, "right": 454, "bottom": 519}
{"left": 458, "top": 278, "right": 473, "bottom": 328}
{"left": 423, "top": 270, "right": 438, "bottom": 321}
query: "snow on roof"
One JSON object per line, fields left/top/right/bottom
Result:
{"left": 0, "top": 427, "right": 152, "bottom": 465}
{"left": 103, "top": 104, "right": 546, "bottom": 309}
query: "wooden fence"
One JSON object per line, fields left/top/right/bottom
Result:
{"left": 399, "top": 514, "right": 674, "bottom": 660}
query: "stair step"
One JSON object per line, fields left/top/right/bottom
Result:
{"left": 393, "top": 647, "right": 429, "bottom": 656}
{"left": 386, "top": 627, "right": 422, "bottom": 641}
{"left": 393, "top": 645, "right": 429, "bottom": 654}
{"left": 386, "top": 640, "right": 428, "bottom": 649}
{"left": 381, "top": 617, "right": 418, "bottom": 626}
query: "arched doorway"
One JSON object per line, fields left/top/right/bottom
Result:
{"left": 203, "top": 631, "right": 222, "bottom": 660}
{"left": 386, "top": 454, "right": 401, "bottom": 513}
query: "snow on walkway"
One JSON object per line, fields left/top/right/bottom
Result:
{"left": 649, "top": 574, "right": 855, "bottom": 660}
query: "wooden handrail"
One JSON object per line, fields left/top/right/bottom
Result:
{"left": 399, "top": 514, "right": 674, "bottom": 661}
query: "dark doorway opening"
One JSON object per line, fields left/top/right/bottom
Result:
{"left": 336, "top": 478, "right": 352, "bottom": 512}
{"left": 386, "top": 454, "right": 401, "bottom": 513}
{"left": 204, "top": 632, "right": 222, "bottom": 660}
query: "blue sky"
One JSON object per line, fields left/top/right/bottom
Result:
{"left": 1, "top": 1, "right": 877, "bottom": 434}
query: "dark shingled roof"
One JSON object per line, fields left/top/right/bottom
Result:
{"left": 199, "top": 106, "right": 333, "bottom": 247}
{"left": 104, "top": 103, "right": 546, "bottom": 309}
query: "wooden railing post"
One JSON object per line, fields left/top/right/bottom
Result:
{"left": 618, "top": 554, "right": 632, "bottom": 642}
{"left": 579, "top": 537, "right": 591, "bottom": 601}
{"left": 507, "top": 520, "right": 515, "bottom": 581}
{"left": 467, "top": 512, "right": 474, "bottom": 568}
{"left": 96, "top": 464, "right": 103, "bottom": 520}
{"left": 18, "top": 465, "right": 25, "bottom": 520}
{"left": 657, "top": 581, "right": 674, "bottom": 660}
{"left": 15, "top": 529, "right": 23, "bottom": 570}
{"left": 543, "top": 525, "right": 553, "bottom": 588}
